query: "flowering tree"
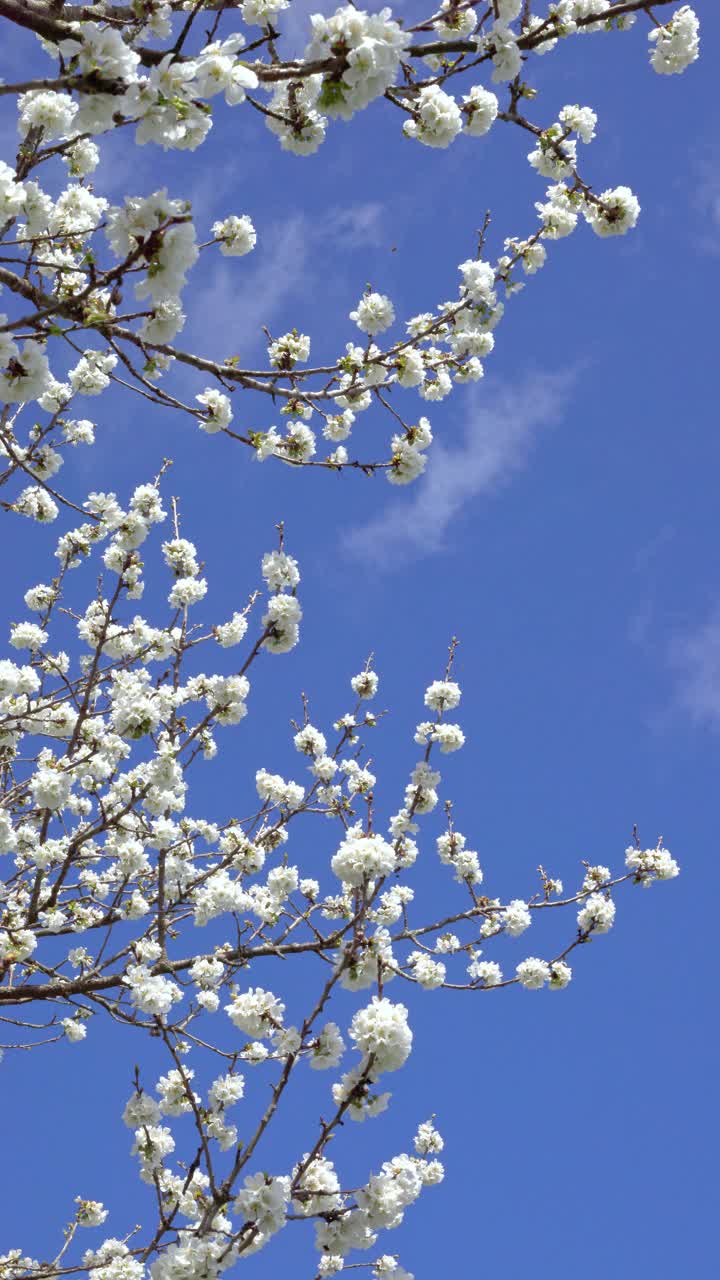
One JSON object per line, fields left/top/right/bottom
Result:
{"left": 0, "top": 4, "right": 701, "bottom": 1280}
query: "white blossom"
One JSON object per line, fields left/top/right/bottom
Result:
{"left": 649, "top": 6, "right": 700, "bottom": 75}
{"left": 516, "top": 957, "right": 551, "bottom": 990}
{"left": 350, "top": 292, "right": 396, "bottom": 335}
{"left": 225, "top": 987, "right": 285, "bottom": 1038}
{"left": 502, "top": 899, "right": 532, "bottom": 937}
{"left": 577, "top": 892, "right": 616, "bottom": 934}
{"left": 349, "top": 997, "right": 412, "bottom": 1074}
{"left": 404, "top": 86, "right": 462, "bottom": 148}
{"left": 212, "top": 214, "right": 257, "bottom": 256}
{"left": 585, "top": 186, "right": 640, "bottom": 237}
{"left": 332, "top": 830, "right": 396, "bottom": 886}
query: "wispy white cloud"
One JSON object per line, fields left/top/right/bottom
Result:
{"left": 186, "top": 199, "right": 386, "bottom": 360}
{"left": 690, "top": 145, "right": 720, "bottom": 256}
{"left": 187, "top": 213, "right": 311, "bottom": 358}
{"left": 343, "top": 370, "right": 577, "bottom": 564}
{"left": 324, "top": 202, "right": 386, "bottom": 248}
{"left": 670, "top": 610, "right": 720, "bottom": 726}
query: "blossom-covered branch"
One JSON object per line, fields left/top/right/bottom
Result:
{"left": 0, "top": 474, "right": 679, "bottom": 1280}
{"left": 0, "top": 5, "right": 700, "bottom": 1280}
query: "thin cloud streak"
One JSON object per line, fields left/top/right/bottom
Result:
{"left": 670, "top": 610, "right": 720, "bottom": 726}
{"left": 324, "top": 202, "right": 386, "bottom": 248}
{"left": 187, "top": 213, "right": 310, "bottom": 359}
{"left": 690, "top": 144, "right": 720, "bottom": 256}
{"left": 187, "top": 200, "right": 386, "bottom": 361}
{"left": 343, "top": 370, "right": 577, "bottom": 565}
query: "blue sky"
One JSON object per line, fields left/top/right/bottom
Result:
{"left": 1, "top": 5, "right": 718, "bottom": 1277}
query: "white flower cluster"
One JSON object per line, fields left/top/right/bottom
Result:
{"left": 304, "top": 6, "right": 409, "bottom": 121}
{"left": 235, "top": 1172, "right": 291, "bottom": 1246}
{"left": 502, "top": 899, "right": 531, "bottom": 937}
{"left": 106, "top": 190, "right": 198, "bottom": 336}
{"left": 516, "top": 958, "right": 572, "bottom": 990}
{"left": 352, "top": 669, "right": 380, "bottom": 699}
{"left": 414, "top": 720, "right": 465, "bottom": 752}
{"left": 256, "top": 768, "right": 304, "bottom": 810}
{"left": 349, "top": 997, "right": 413, "bottom": 1074}
{"left": 225, "top": 987, "right": 285, "bottom": 1038}
{"left": 260, "top": 549, "right": 302, "bottom": 652}
{"left": 625, "top": 843, "right": 680, "bottom": 883}
{"left": 212, "top": 213, "right": 257, "bottom": 256}
{"left": 436, "top": 831, "right": 483, "bottom": 885}
{"left": 350, "top": 291, "right": 396, "bottom": 336}
{"left": 403, "top": 87, "right": 463, "bottom": 149}
{"left": 424, "top": 680, "right": 461, "bottom": 712}
{"left": 586, "top": 185, "right": 641, "bottom": 237}
{"left": 527, "top": 103, "right": 597, "bottom": 181}
{"left": 577, "top": 892, "right": 616, "bottom": 935}
{"left": 649, "top": 6, "right": 700, "bottom": 75}
{"left": 468, "top": 957, "right": 503, "bottom": 987}
{"left": 387, "top": 417, "right": 433, "bottom": 486}
{"left": 124, "top": 965, "right": 182, "bottom": 1017}
{"left": 332, "top": 829, "right": 396, "bottom": 886}
{"left": 408, "top": 951, "right": 446, "bottom": 990}
{"left": 268, "top": 331, "right": 311, "bottom": 369}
